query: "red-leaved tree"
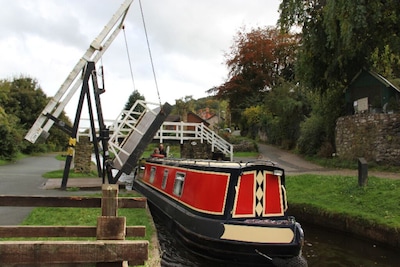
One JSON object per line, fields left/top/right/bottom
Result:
{"left": 212, "top": 27, "right": 299, "bottom": 125}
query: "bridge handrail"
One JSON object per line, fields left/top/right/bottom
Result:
{"left": 155, "top": 121, "right": 233, "bottom": 161}
{"left": 78, "top": 115, "right": 234, "bottom": 161}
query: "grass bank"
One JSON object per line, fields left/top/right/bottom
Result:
{"left": 286, "top": 174, "right": 400, "bottom": 249}
{"left": 286, "top": 174, "right": 400, "bottom": 228}
{"left": 0, "top": 153, "right": 26, "bottom": 166}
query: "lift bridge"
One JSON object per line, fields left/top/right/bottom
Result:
{"left": 23, "top": 0, "right": 171, "bottom": 188}
{"left": 24, "top": 0, "right": 232, "bottom": 189}
{"left": 80, "top": 102, "right": 234, "bottom": 166}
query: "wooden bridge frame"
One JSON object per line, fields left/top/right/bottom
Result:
{"left": 0, "top": 185, "right": 149, "bottom": 266}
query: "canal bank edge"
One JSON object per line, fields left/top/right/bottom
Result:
{"left": 143, "top": 204, "right": 162, "bottom": 267}
{"left": 288, "top": 203, "right": 400, "bottom": 251}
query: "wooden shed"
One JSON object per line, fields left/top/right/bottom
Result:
{"left": 345, "top": 69, "right": 400, "bottom": 114}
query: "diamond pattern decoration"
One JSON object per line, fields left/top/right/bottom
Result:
{"left": 255, "top": 170, "right": 264, "bottom": 216}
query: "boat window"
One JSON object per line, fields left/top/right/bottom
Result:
{"left": 162, "top": 169, "right": 169, "bottom": 189}
{"left": 173, "top": 172, "right": 185, "bottom": 197}
{"left": 149, "top": 167, "right": 156, "bottom": 183}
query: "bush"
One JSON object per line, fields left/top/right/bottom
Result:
{"left": 0, "top": 125, "right": 19, "bottom": 160}
{"left": 230, "top": 135, "right": 258, "bottom": 152}
{"left": 297, "top": 114, "right": 325, "bottom": 156}
{"left": 297, "top": 88, "right": 344, "bottom": 156}
{"left": 261, "top": 82, "right": 311, "bottom": 149}
{"left": 0, "top": 107, "right": 23, "bottom": 160}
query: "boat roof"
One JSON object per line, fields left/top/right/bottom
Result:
{"left": 146, "top": 157, "right": 281, "bottom": 169}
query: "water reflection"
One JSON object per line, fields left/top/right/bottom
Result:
{"left": 154, "top": 214, "right": 290, "bottom": 267}
{"left": 302, "top": 224, "right": 398, "bottom": 267}
{"left": 154, "top": 214, "right": 399, "bottom": 267}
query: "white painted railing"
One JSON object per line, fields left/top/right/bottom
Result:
{"left": 78, "top": 103, "right": 234, "bottom": 161}
{"left": 154, "top": 122, "right": 233, "bottom": 161}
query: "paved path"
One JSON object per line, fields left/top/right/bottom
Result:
{"left": 256, "top": 143, "right": 400, "bottom": 179}
{"left": 0, "top": 154, "right": 100, "bottom": 225}
{"left": 256, "top": 143, "right": 324, "bottom": 173}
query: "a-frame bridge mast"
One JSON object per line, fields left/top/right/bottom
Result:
{"left": 25, "top": 0, "right": 134, "bottom": 144}
{"left": 24, "top": 1, "right": 134, "bottom": 189}
{"left": 25, "top": 0, "right": 172, "bottom": 190}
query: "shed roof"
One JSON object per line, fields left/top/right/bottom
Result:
{"left": 349, "top": 69, "right": 400, "bottom": 93}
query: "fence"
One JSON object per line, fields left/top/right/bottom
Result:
{"left": 0, "top": 184, "right": 148, "bottom": 267}
{"left": 79, "top": 110, "right": 234, "bottom": 162}
{"left": 155, "top": 121, "right": 234, "bottom": 161}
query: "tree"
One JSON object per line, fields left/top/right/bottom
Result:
{"left": 370, "top": 45, "right": 400, "bottom": 82}
{"left": 297, "top": 87, "right": 344, "bottom": 156}
{"left": 0, "top": 106, "right": 22, "bottom": 160}
{"left": 279, "top": 0, "right": 400, "bottom": 92}
{"left": 278, "top": 0, "right": 400, "bottom": 155}
{"left": 262, "top": 82, "right": 310, "bottom": 149}
{"left": 120, "top": 90, "right": 146, "bottom": 121}
{"left": 193, "top": 97, "right": 219, "bottom": 115}
{"left": 124, "top": 89, "right": 145, "bottom": 110}
{"left": 174, "top": 96, "right": 195, "bottom": 122}
{"left": 241, "top": 105, "right": 263, "bottom": 138}
{"left": 0, "top": 76, "right": 71, "bottom": 157}
{"left": 215, "top": 27, "right": 299, "bottom": 124}
{"left": 1, "top": 77, "right": 48, "bottom": 128}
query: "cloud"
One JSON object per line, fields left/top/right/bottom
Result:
{"left": 0, "top": 0, "right": 280, "bottom": 120}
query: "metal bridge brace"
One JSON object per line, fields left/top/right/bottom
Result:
{"left": 61, "top": 61, "right": 111, "bottom": 189}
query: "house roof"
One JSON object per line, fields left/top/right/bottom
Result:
{"left": 206, "top": 113, "right": 218, "bottom": 120}
{"left": 165, "top": 114, "right": 180, "bottom": 122}
{"left": 349, "top": 69, "right": 400, "bottom": 93}
{"left": 188, "top": 111, "right": 210, "bottom": 126}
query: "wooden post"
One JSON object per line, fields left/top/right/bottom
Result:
{"left": 97, "top": 184, "right": 127, "bottom": 267}
{"left": 358, "top": 158, "right": 368, "bottom": 187}
{"left": 102, "top": 184, "right": 119, "bottom": 216}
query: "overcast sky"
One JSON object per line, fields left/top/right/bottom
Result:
{"left": 0, "top": 0, "right": 281, "bottom": 120}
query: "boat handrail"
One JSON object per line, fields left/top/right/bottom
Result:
{"left": 244, "top": 160, "right": 278, "bottom": 167}
{"left": 147, "top": 157, "right": 280, "bottom": 169}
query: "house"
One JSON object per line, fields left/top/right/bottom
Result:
{"left": 163, "top": 114, "right": 181, "bottom": 131}
{"left": 197, "top": 107, "right": 226, "bottom": 131}
{"left": 205, "top": 114, "right": 221, "bottom": 131}
{"left": 163, "top": 112, "right": 210, "bottom": 132}
{"left": 197, "top": 107, "right": 214, "bottom": 120}
{"left": 345, "top": 69, "right": 400, "bottom": 114}
{"left": 187, "top": 111, "right": 210, "bottom": 129}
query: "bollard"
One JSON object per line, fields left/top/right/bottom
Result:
{"left": 358, "top": 158, "right": 368, "bottom": 187}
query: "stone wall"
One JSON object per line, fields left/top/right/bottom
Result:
{"left": 74, "top": 136, "right": 93, "bottom": 173}
{"left": 180, "top": 141, "right": 213, "bottom": 159}
{"left": 335, "top": 113, "right": 400, "bottom": 165}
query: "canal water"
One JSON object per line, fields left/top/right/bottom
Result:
{"left": 153, "top": 215, "right": 400, "bottom": 266}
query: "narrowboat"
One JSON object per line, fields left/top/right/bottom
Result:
{"left": 133, "top": 157, "right": 305, "bottom": 266}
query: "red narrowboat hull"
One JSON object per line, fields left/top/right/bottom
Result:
{"left": 133, "top": 158, "right": 304, "bottom": 266}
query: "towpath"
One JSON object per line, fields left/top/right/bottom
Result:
{"left": 255, "top": 143, "right": 400, "bottom": 179}
{"left": 0, "top": 154, "right": 100, "bottom": 225}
